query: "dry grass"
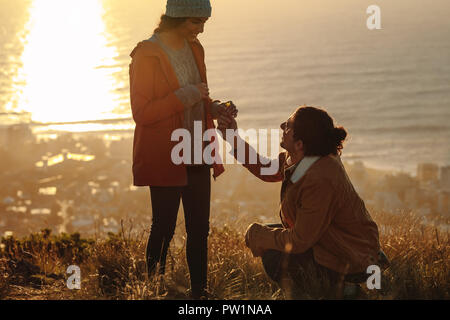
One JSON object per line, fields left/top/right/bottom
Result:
{"left": 368, "top": 211, "right": 449, "bottom": 299}
{"left": 0, "top": 211, "right": 448, "bottom": 300}
{"left": 0, "top": 258, "right": 10, "bottom": 299}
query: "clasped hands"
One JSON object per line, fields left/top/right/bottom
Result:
{"left": 216, "top": 101, "right": 238, "bottom": 140}
{"left": 215, "top": 101, "right": 273, "bottom": 258}
{"left": 198, "top": 82, "right": 237, "bottom": 133}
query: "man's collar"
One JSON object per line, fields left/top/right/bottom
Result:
{"left": 288, "top": 156, "right": 321, "bottom": 183}
{"left": 284, "top": 160, "right": 299, "bottom": 174}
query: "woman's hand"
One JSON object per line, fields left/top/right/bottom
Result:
{"left": 196, "top": 82, "right": 210, "bottom": 99}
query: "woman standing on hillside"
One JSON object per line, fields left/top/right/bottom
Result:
{"left": 129, "top": 0, "right": 237, "bottom": 299}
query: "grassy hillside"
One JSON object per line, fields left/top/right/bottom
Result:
{"left": 0, "top": 211, "right": 448, "bottom": 300}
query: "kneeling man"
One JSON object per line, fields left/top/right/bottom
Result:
{"left": 217, "top": 105, "right": 385, "bottom": 298}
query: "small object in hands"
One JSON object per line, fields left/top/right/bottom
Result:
{"left": 224, "top": 101, "right": 238, "bottom": 118}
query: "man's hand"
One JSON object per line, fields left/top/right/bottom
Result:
{"left": 245, "top": 223, "right": 268, "bottom": 258}
{"left": 222, "top": 101, "right": 238, "bottom": 118}
{"left": 217, "top": 101, "right": 238, "bottom": 140}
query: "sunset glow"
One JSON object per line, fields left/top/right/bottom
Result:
{"left": 12, "top": 0, "right": 123, "bottom": 124}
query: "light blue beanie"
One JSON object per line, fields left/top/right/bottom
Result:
{"left": 165, "top": 0, "right": 212, "bottom": 18}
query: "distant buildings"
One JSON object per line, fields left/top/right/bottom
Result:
{"left": 440, "top": 166, "right": 450, "bottom": 190}
{"left": 6, "top": 124, "right": 34, "bottom": 147}
{"left": 404, "top": 188, "right": 419, "bottom": 211}
{"left": 3, "top": 125, "right": 449, "bottom": 238}
{"left": 414, "top": 163, "right": 450, "bottom": 216}
{"left": 373, "top": 191, "right": 403, "bottom": 212}
{"left": 35, "top": 151, "right": 95, "bottom": 170}
{"left": 109, "top": 138, "right": 132, "bottom": 159}
{"left": 0, "top": 127, "right": 7, "bottom": 147}
{"left": 438, "top": 191, "right": 450, "bottom": 217}
{"left": 417, "top": 163, "right": 439, "bottom": 183}
{"left": 0, "top": 124, "right": 34, "bottom": 150}
{"left": 347, "top": 161, "right": 450, "bottom": 218}
{"left": 350, "top": 161, "right": 368, "bottom": 195}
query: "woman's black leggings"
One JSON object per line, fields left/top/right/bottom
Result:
{"left": 146, "top": 165, "right": 211, "bottom": 293}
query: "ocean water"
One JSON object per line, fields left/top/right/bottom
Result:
{"left": 0, "top": 0, "right": 449, "bottom": 173}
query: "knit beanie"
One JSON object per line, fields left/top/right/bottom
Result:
{"left": 165, "top": 0, "right": 212, "bottom": 18}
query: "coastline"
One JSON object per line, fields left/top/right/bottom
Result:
{"left": 0, "top": 123, "right": 448, "bottom": 239}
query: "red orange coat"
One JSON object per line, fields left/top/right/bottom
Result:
{"left": 129, "top": 38, "right": 225, "bottom": 186}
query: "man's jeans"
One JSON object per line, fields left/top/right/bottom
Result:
{"left": 261, "top": 224, "right": 343, "bottom": 298}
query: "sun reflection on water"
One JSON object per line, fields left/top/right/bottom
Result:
{"left": 13, "top": 0, "right": 124, "bottom": 127}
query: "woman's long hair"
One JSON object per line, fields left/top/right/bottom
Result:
{"left": 154, "top": 14, "right": 187, "bottom": 33}
{"left": 292, "top": 106, "right": 347, "bottom": 156}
